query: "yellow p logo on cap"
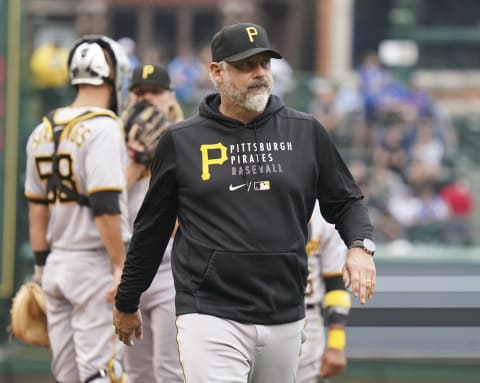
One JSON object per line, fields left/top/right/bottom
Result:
{"left": 142, "top": 65, "right": 154, "bottom": 79}
{"left": 245, "top": 27, "right": 258, "bottom": 43}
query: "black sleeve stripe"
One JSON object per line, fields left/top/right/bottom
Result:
{"left": 89, "top": 190, "right": 121, "bottom": 216}
{"left": 325, "top": 311, "right": 348, "bottom": 326}
{"left": 34, "top": 250, "right": 50, "bottom": 266}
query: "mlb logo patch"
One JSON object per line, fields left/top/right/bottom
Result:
{"left": 254, "top": 180, "right": 270, "bottom": 191}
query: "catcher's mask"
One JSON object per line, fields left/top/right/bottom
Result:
{"left": 67, "top": 35, "right": 131, "bottom": 114}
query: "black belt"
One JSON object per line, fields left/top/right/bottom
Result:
{"left": 306, "top": 304, "right": 317, "bottom": 310}
{"left": 84, "top": 369, "right": 107, "bottom": 383}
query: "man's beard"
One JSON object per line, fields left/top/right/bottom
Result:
{"left": 223, "top": 76, "right": 272, "bottom": 112}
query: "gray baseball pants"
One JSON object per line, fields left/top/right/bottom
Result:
{"left": 176, "top": 313, "right": 305, "bottom": 383}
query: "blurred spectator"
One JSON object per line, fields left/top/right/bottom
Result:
{"left": 439, "top": 176, "right": 474, "bottom": 217}
{"left": 374, "top": 124, "right": 409, "bottom": 181}
{"left": 357, "top": 51, "right": 391, "bottom": 124}
{"left": 167, "top": 48, "right": 204, "bottom": 104}
{"left": 117, "top": 37, "right": 140, "bottom": 102}
{"left": 271, "top": 57, "right": 296, "bottom": 98}
{"left": 347, "top": 158, "right": 406, "bottom": 242}
{"left": 347, "top": 158, "right": 369, "bottom": 186}
{"left": 117, "top": 37, "right": 140, "bottom": 69}
{"left": 366, "top": 159, "right": 409, "bottom": 241}
{"left": 142, "top": 46, "right": 165, "bottom": 66}
{"left": 192, "top": 45, "right": 215, "bottom": 101}
{"left": 439, "top": 175, "right": 474, "bottom": 245}
{"left": 406, "top": 73, "right": 434, "bottom": 118}
{"left": 308, "top": 78, "right": 339, "bottom": 136}
{"left": 403, "top": 184, "right": 454, "bottom": 244}
{"left": 434, "top": 106, "right": 458, "bottom": 152}
{"left": 414, "top": 184, "right": 450, "bottom": 224}
{"left": 375, "top": 77, "right": 411, "bottom": 124}
{"left": 368, "top": 159, "right": 409, "bottom": 212}
{"left": 30, "top": 41, "right": 69, "bottom": 114}
{"left": 370, "top": 206, "right": 406, "bottom": 243}
{"left": 407, "top": 118, "right": 445, "bottom": 188}
{"left": 333, "top": 72, "right": 367, "bottom": 147}
{"left": 335, "top": 73, "right": 364, "bottom": 117}
{"left": 388, "top": 184, "right": 449, "bottom": 229}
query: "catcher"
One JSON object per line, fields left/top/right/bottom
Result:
{"left": 118, "top": 63, "right": 184, "bottom": 382}
{"left": 24, "top": 35, "right": 131, "bottom": 383}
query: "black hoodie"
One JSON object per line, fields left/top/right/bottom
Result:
{"left": 116, "top": 94, "right": 373, "bottom": 324}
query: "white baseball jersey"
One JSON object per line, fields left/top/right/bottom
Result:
{"left": 127, "top": 175, "right": 149, "bottom": 229}
{"left": 305, "top": 202, "right": 347, "bottom": 306}
{"left": 25, "top": 106, "right": 131, "bottom": 250}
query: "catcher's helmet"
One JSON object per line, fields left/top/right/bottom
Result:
{"left": 67, "top": 35, "right": 131, "bottom": 114}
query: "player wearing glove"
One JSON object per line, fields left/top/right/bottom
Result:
{"left": 123, "top": 101, "right": 171, "bottom": 164}
{"left": 24, "top": 35, "right": 130, "bottom": 383}
{"left": 118, "top": 63, "right": 184, "bottom": 383}
{"left": 297, "top": 202, "right": 350, "bottom": 382}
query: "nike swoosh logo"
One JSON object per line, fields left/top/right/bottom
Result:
{"left": 229, "top": 183, "right": 247, "bottom": 191}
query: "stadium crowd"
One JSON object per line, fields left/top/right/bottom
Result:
{"left": 305, "top": 52, "right": 474, "bottom": 246}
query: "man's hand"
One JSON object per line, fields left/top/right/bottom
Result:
{"left": 113, "top": 307, "right": 143, "bottom": 346}
{"left": 342, "top": 247, "right": 376, "bottom": 304}
{"left": 320, "top": 347, "right": 347, "bottom": 377}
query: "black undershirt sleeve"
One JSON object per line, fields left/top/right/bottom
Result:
{"left": 89, "top": 191, "right": 121, "bottom": 216}
{"left": 34, "top": 250, "right": 50, "bottom": 266}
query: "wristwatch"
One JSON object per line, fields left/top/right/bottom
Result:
{"left": 349, "top": 239, "right": 376, "bottom": 256}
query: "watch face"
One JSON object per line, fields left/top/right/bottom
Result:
{"left": 363, "top": 239, "right": 376, "bottom": 252}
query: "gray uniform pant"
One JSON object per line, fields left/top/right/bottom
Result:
{"left": 176, "top": 313, "right": 305, "bottom": 383}
{"left": 124, "top": 255, "right": 183, "bottom": 382}
{"left": 297, "top": 305, "right": 325, "bottom": 383}
{"left": 43, "top": 250, "right": 124, "bottom": 383}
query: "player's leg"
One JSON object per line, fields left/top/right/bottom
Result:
{"left": 42, "top": 253, "right": 80, "bottom": 382}
{"left": 44, "top": 285, "right": 80, "bottom": 382}
{"left": 296, "top": 308, "right": 324, "bottom": 383}
{"left": 123, "top": 307, "right": 155, "bottom": 383}
{"left": 176, "top": 313, "right": 253, "bottom": 383}
{"left": 150, "top": 265, "right": 183, "bottom": 382}
{"left": 69, "top": 253, "right": 123, "bottom": 382}
{"left": 248, "top": 319, "right": 304, "bottom": 383}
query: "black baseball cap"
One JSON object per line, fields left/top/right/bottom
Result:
{"left": 130, "top": 64, "right": 173, "bottom": 91}
{"left": 211, "top": 23, "right": 282, "bottom": 63}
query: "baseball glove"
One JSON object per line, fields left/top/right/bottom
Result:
{"left": 8, "top": 282, "right": 49, "bottom": 347}
{"left": 122, "top": 102, "right": 171, "bottom": 164}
